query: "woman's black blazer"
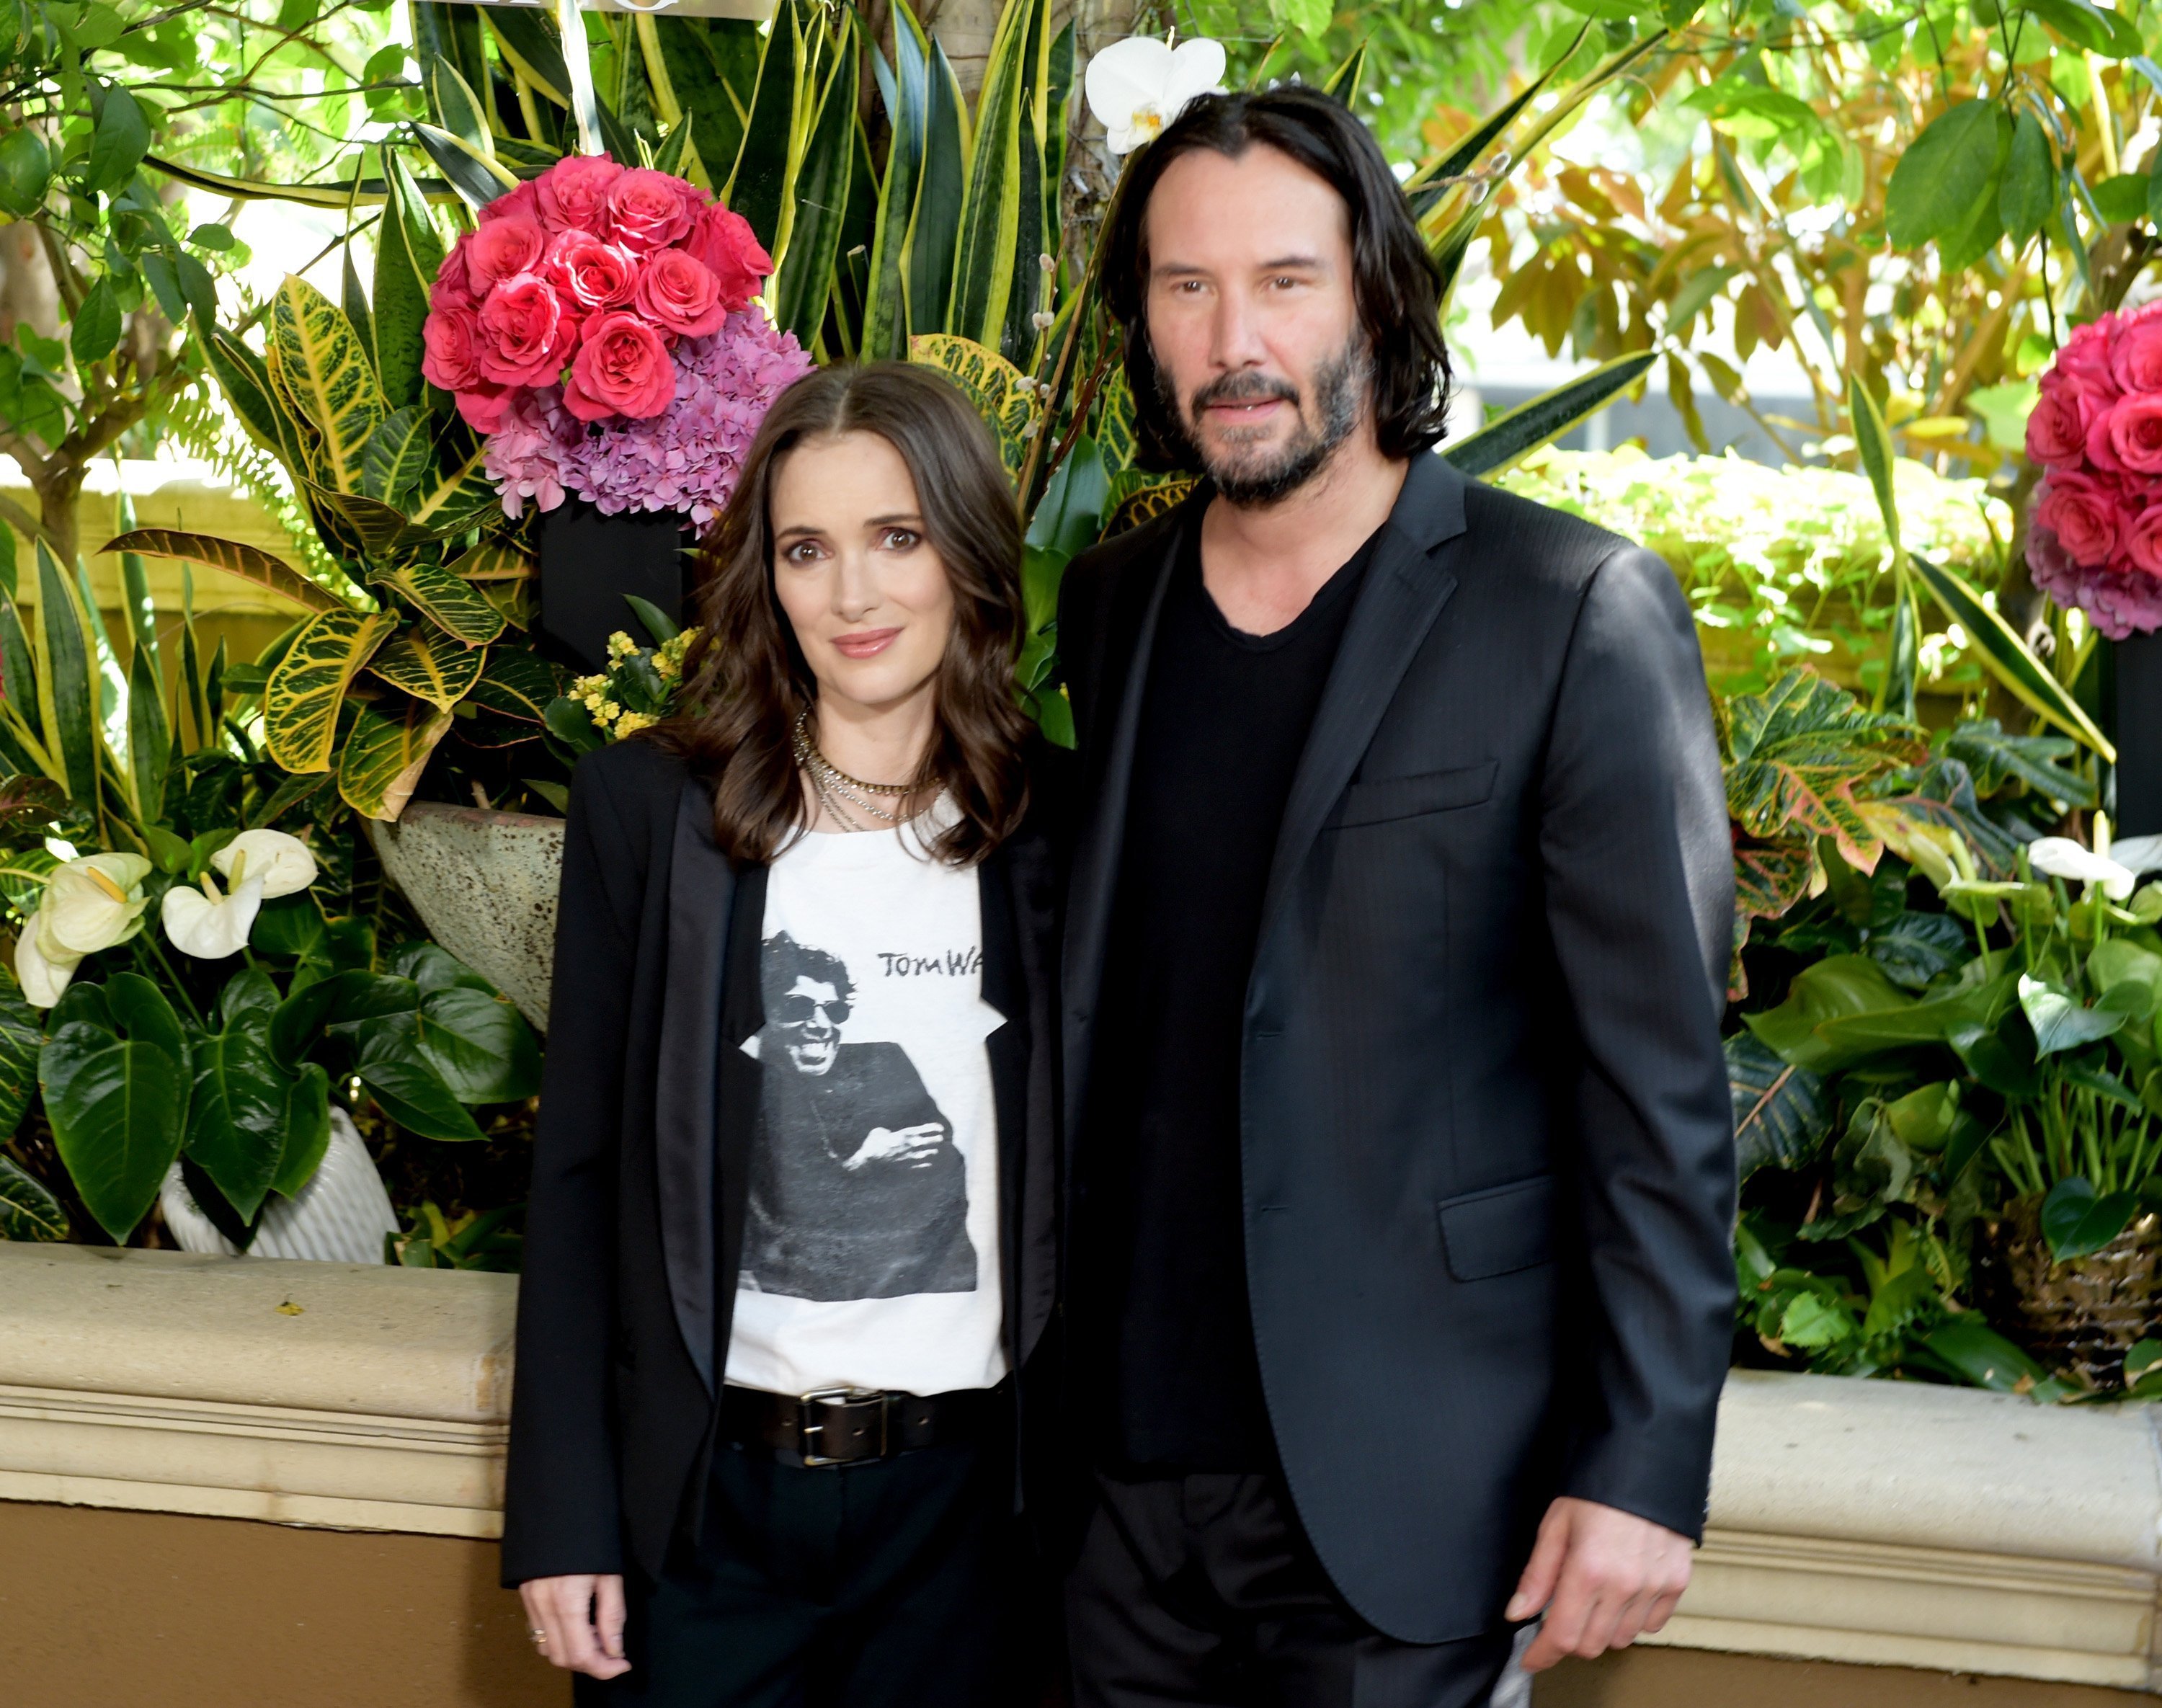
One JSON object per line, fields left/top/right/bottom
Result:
{"left": 499, "top": 737, "right": 1062, "bottom": 1588}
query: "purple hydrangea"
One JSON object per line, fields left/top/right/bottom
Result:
{"left": 483, "top": 308, "right": 814, "bottom": 528}
{"left": 2027, "top": 517, "right": 2162, "bottom": 639}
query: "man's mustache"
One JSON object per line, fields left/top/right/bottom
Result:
{"left": 1189, "top": 373, "right": 1299, "bottom": 415}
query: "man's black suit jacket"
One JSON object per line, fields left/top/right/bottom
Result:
{"left": 497, "top": 739, "right": 1062, "bottom": 1588}
{"left": 1057, "top": 451, "right": 1737, "bottom": 1645}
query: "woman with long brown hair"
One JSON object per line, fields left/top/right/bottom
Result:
{"left": 499, "top": 362, "right": 1060, "bottom": 1706}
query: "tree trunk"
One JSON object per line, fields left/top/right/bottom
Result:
{"left": 26, "top": 464, "right": 81, "bottom": 570}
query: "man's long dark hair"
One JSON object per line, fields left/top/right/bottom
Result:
{"left": 1100, "top": 84, "right": 1451, "bottom": 472}
{"left": 651, "top": 362, "right": 1031, "bottom": 867}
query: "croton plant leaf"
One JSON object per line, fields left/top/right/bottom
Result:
{"left": 103, "top": 528, "right": 341, "bottom": 613}
{"left": 339, "top": 693, "right": 457, "bottom": 821}
{"left": 271, "top": 274, "right": 388, "bottom": 497}
{"left": 908, "top": 334, "right": 1037, "bottom": 480}
{"left": 264, "top": 610, "right": 398, "bottom": 773}
{"left": 367, "top": 627, "right": 487, "bottom": 711}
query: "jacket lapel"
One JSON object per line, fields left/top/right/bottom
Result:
{"left": 1060, "top": 523, "right": 1185, "bottom": 1143}
{"left": 654, "top": 780, "right": 737, "bottom": 1395}
{"left": 1256, "top": 453, "right": 1470, "bottom": 940}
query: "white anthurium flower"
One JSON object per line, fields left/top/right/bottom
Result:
{"left": 1084, "top": 35, "right": 1227, "bottom": 155}
{"left": 38, "top": 853, "right": 152, "bottom": 958}
{"left": 161, "top": 871, "right": 267, "bottom": 961}
{"left": 14, "top": 918, "right": 80, "bottom": 1008}
{"left": 2027, "top": 836, "right": 2137, "bottom": 900}
{"left": 212, "top": 829, "right": 317, "bottom": 899}
{"left": 2106, "top": 832, "right": 2162, "bottom": 878}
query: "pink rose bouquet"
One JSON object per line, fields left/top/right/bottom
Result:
{"left": 422, "top": 153, "right": 811, "bottom": 525}
{"left": 2025, "top": 301, "right": 2162, "bottom": 636}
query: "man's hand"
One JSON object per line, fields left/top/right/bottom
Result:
{"left": 519, "top": 1573, "right": 631, "bottom": 1679}
{"left": 1504, "top": 1498, "right": 1692, "bottom": 1672}
{"left": 846, "top": 1123, "right": 946, "bottom": 1170}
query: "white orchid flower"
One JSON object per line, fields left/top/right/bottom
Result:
{"left": 212, "top": 829, "right": 317, "bottom": 899}
{"left": 39, "top": 853, "right": 151, "bottom": 957}
{"left": 2027, "top": 836, "right": 2137, "bottom": 900}
{"left": 14, "top": 920, "right": 79, "bottom": 1008}
{"left": 161, "top": 871, "right": 266, "bottom": 961}
{"left": 1084, "top": 35, "right": 1227, "bottom": 155}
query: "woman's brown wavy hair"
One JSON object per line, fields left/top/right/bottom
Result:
{"left": 650, "top": 361, "right": 1031, "bottom": 867}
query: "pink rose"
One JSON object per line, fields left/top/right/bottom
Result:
{"left": 2026, "top": 381, "right": 2088, "bottom": 468}
{"left": 544, "top": 230, "right": 641, "bottom": 311}
{"left": 478, "top": 177, "right": 542, "bottom": 226}
{"left": 2109, "top": 392, "right": 2162, "bottom": 475}
{"left": 682, "top": 204, "right": 772, "bottom": 311}
{"left": 475, "top": 274, "right": 581, "bottom": 386}
{"left": 606, "top": 169, "right": 700, "bottom": 253}
{"left": 633, "top": 249, "right": 725, "bottom": 338}
{"left": 2036, "top": 473, "right": 2122, "bottom": 568}
{"left": 538, "top": 155, "right": 626, "bottom": 234}
{"left": 2059, "top": 315, "right": 2122, "bottom": 402}
{"left": 563, "top": 312, "right": 675, "bottom": 421}
{"left": 2122, "top": 502, "right": 2162, "bottom": 579}
{"left": 454, "top": 381, "right": 512, "bottom": 435}
{"left": 431, "top": 241, "right": 476, "bottom": 313}
{"left": 2113, "top": 308, "right": 2162, "bottom": 395}
{"left": 468, "top": 217, "right": 548, "bottom": 294}
{"left": 420, "top": 306, "right": 485, "bottom": 392}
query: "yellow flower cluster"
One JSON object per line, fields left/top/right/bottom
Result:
{"left": 568, "top": 630, "right": 693, "bottom": 742}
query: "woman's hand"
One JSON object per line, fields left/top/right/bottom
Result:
{"left": 519, "top": 1573, "right": 631, "bottom": 1679}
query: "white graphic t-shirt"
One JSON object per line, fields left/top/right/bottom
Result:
{"left": 723, "top": 810, "right": 1007, "bottom": 1398}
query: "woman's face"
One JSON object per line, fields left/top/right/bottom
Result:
{"left": 769, "top": 430, "right": 956, "bottom": 721}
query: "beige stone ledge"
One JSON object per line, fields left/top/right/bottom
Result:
{"left": 8, "top": 1247, "right": 2162, "bottom": 1688}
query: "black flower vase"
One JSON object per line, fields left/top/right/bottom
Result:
{"left": 535, "top": 500, "right": 695, "bottom": 673}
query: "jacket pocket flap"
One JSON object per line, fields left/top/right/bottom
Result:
{"left": 1328, "top": 760, "right": 1498, "bottom": 829}
{"left": 1437, "top": 1175, "right": 1555, "bottom": 1281}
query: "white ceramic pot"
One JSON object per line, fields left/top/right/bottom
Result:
{"left": 367, "top": 801, "right": 565, "bottom": 1031}
{"left": 158, "top": 1107, "right": 399, "bottom": 1263}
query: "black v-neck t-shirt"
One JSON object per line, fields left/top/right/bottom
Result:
{"left": 1080, "top": 515, "right": 1378, "bottom": 1472}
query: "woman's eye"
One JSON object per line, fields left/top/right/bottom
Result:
{"left": 783, "top": 541, "right": 822, "bottom": 564}
{"left": 882, "top": 528, "right": 920, "bottom": 551}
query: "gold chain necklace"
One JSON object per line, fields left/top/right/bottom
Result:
{"left": 792, "top": 708, "right": 929, "bottom": 830}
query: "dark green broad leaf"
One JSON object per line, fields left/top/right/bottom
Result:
{"left": 252, "top": 893, "right": 329, "bottom": 960}
{"left": 2016, "top": 0, "right": 2143, "bottom": 57}
{"left": 1921, "top": 1317, "right": 2068, "bottom": 1398}
{"left": 1743, "top": 953, "right": 1914, "bottom": 1071}
{"left": 0, "top": 125, "right": 51, "bottom": 218}
{"left": 184, "top": 1028, "right": 290, "bottom": 1224}
{"left": 220, "top": 967, "right": 281, "bottom": 1033}
{"left": 2019, "top": 974, "right": 2130, "bottom": 1056}
{"left": 69, "top": 277, "right": 121, "bottom": 368}
{"left": 81, "top": 84, "right": 150, "bottom": 195}
{"left": 1443, "top": 352, "right": 1657, "bottom": 479}
{"left": 1886, "top": 100, "right": 2012, "bottom": 251}
{"left": 40, "top": 977, "right": 190, "bottom": 1242}
{"left": 0, "top": 1152, "right": 66, "bottom": 1240}
{"left": 356, "top": 1043, "right": 486, "bottom": 1142}
{"left": 1867, "top": 910, "right": 1972, "bottom": 991}
{"left": 272, "top": 1062, "right": 331, "bottom": 1198}
{"left": 2042, "top": 1175, "right": 2140, "bottom": 1260}
{"left": 2002, "top": 110, "right": 2055, "bottom": 244}
{"left": 0, "top": 967, "right": 43, "bottom": 1139}
{"left": 1727, "top": 1032, "right": 1833, "bottom": 1180}
{"left": 391, "top": 940, "right": 492, "bottom": 994}
{"left": 2091, "top": 172, "right": 2152, "bottom": 224}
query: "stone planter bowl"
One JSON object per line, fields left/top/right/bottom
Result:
{"left": 368, "top": 801, "right": 565, "bottom": 1031}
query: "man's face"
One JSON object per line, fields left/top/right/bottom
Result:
{"left": 773, "top": 975, "right": 846, "bottom": 1075}
{"left": 1142, "top": 143, "right": 1370, "bottom": 504}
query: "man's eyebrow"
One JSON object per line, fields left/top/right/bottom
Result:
{"left": 1257, "top": 253, "right": 1324, "bottom": 271}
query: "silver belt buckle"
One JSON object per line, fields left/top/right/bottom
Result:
{"left": 797, "top": 1387, "right": 889, "bottom": 1467}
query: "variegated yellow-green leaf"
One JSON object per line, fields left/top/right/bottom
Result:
{"left": 339, "top": 693, "right": 455, "bottom": 822}
{"left": 445, "top": 539, "right": 535, "bottom": 582}
{"left": 1108, "top": 475, "right": 1197, "bottom": 537}
{"left": 33, "top": 543, "right": 97, "bottom": 804}
{"left": 261, "top": 340, "right": 327, "bottom": 483}
{"left": 948, "top": 0, "right": 1038, "bottom": 357}
{"left": 378, "top": 561, "right": 507, "bottom": 646}
{"left": 305, "top": 484, "right": 442, "bottom": 560}
{"left": 272, "top": 274, "right": 386, "bottom": 495}
{"left": 367, "top": 628, "right": 486, "bottom": 711}
{"left": 907, "top": 333, "right": 1034, "bottom": 481}
{"left": 465, "top": 647, "right": 559, "bottom": 722}
{"left": 102, "top": 529, "right": 340, "bottom": 613}
{"left": 361, "top": 408, "right": 434, "bottom": 508}
{"left": 1910, "top": 554, "right": 2117, "bottom": 762}
{"left": 264, "top": 610, "right": 396, "bottom": 773}
{"left": 406, "top": 438, "right": 502, "bottom": 533}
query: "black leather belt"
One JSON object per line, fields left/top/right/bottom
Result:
{"left": 720, "top": 1383, "right": 1000, "bottom": 1467}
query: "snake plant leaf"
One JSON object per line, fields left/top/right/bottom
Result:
{"left": 906, "top": 30, "right": 970, "bottom": 339}
{"left": 339, "top": 693, "right": 456, "bottom": 822}
{"left": 367, "top": 627, "right": 486, "bottom": 711}
{"left": 412, "top": 0, "right": 492, "bottom": 129}
{"left": 264, "top": 610, "right": 396, "bottom": 773}
{"left": 1846, "top": 373, "right": 1901, "bottom": 552}
{"left": 0, "top": 1153, "right": 66, "bottom": 1241}
{"left": 103, "top": 529, "right": 341, "bottom": 615}
{"left": 863, "top": 0, "right": 932, "bottom": 360}
{"left": 423, "top": 53, "right": 496, "bottom": 159}
{"left": 907, "top": 334, "right": 1036, "bottom": 481}
{"left": 772, "top": 35, "right": 859, "bottom": 344}
{"left": 724, "top": 0, "right": 806, "bottom": 253}
{"left": 272, "top": 276, "right": 386, "bottom": 497}
{"left": 184, "top": 1027, "right": 291, "bottom": 1225}
{"left": 361, "top": 408, "right": 435, "bottom": 509}
{"left": 411, "top": 122, "right": 517, "bottom": 213}
{"left": 374, "top": 149, "right": 446, "bottom": 412}
{"left": 950, "top": 0, "right": 1050, "bottom": 361}
{"left": 463, "top": 647, "right": 560, "bottom": 722}
{"left": 32, "top": 543, "right": 97, "bottom": 805}
{"left": 0, "top": 967, "right": 43, "bottom": 1140}
{"left": 1441, "top": 351, "right": 1657, "bottom": 479}
{"left": 1910, "top": 553, "right": 2115, "bottom": 761}
{"left": 127, "top": 642, "right": 169, "bottom": 824}
{"left": 1322, "top": 40, "right": 1369, "bottom": 107}
{"left": 652, "top": 110, "right": 695, "bottom": 179}
{"left": 551, "top": 0, "right": 606, "bottom": 156}
{"left": 484, "top": 3, "right": 570, "bottom": 105}
{"left": 378, "top": 561, "right": 507, "bottom": 646}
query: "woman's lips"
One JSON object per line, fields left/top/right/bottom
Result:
{"left": 831, "top": 627, "right": 901, "bottom": 659}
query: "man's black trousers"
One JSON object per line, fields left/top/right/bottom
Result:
{"left": 577, "top": 1428, "right": 1032, "bottom": 1708}
{"left": 1065, "top": 1470, "right": 1517, "bottom": 1708}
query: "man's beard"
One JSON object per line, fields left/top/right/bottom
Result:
{"left": 1158, "top": 337, "right": 1371, "bottom": 506}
